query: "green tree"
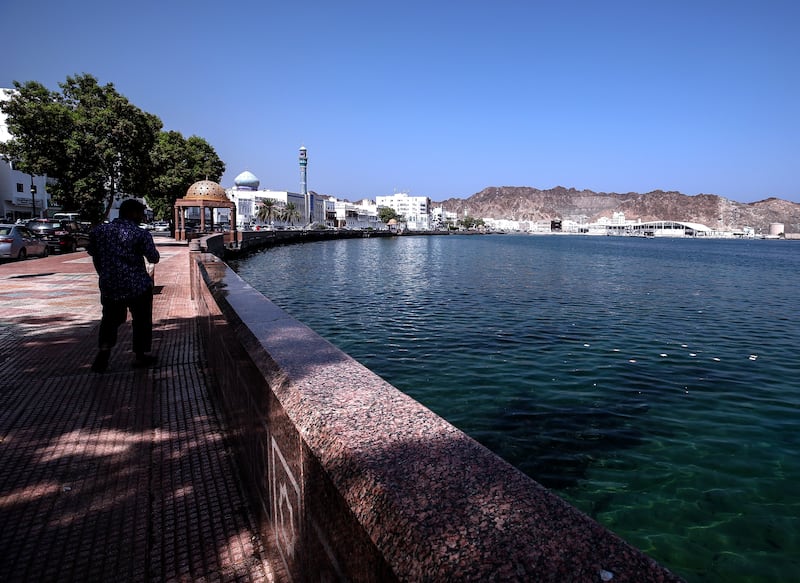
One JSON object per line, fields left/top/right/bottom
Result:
{"left": 0, "top": 82, "right": 72, "bottom": 181}
{"left": 148, "top": 131, "right": 225, "bottom": 219}
{"left": 378, "top": 206, "right": 403, "bottom": 223}
{"left": 255, "top": 198, "right": 277, "bottom": 224}
{"left": 458, "top": 215, "right": 484, "bottom": 229}
{"left": 0, "top": 75, "right": 162, "bottom": 224}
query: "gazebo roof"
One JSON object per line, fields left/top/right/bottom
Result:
{"left": 172, "top": 179, "right": 237, "bottom": 241}
{"left": 183, "top": 180, "right": 229, "bottom": 202}
{"left": 176, "top": 180, "right": 233, "bottom": 208}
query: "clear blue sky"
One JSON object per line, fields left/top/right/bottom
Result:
{"left": 3, "top": 0, "right": 799, "bottom": 203}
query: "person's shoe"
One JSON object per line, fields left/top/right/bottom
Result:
{"left": 133, "top": 353, "right": 157, "bottom": 368}
{"left": 91, "top": 350, "right": 110, "bottom": 373}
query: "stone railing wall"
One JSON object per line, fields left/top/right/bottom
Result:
{"left": 189, "top": 241, "right": 683, "bottom": 582}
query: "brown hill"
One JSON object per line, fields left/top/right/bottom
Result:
{"left": 436, "top": 187, "right": 800, "bottom": 233}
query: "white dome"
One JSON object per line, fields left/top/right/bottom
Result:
{"left": 234, "top": 170, "right": 260, "bottom": 190}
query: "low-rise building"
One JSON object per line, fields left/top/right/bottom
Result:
{"left": 483, "top": 218, "right": 522, "bottom": 232}
{"left": 329, "top": 197, "right": 385, "bottom": 230}
{"left": 430, "top": 206, "right": 458, "bottom": 230}
{"left": 376, "top": 192, "right": 432, "bottom": 231}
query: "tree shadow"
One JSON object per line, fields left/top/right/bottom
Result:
{"left": 0, "top": 313, "right": 269, "bottom": 582}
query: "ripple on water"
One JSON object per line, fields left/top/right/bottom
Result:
{"left": 233, "top": 236, "right": 800, "bottom": 582}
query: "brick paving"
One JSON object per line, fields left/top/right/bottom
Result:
{"left": 0, "top": 241, "right": 273, "bottom": 582}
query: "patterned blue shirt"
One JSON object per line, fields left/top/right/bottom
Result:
{"left": 88, "top": 218, "right": 160, "bottom": 301}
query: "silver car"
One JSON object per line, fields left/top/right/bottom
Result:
{"left": 0, "top": 223, "right": 50, "bottom": 260}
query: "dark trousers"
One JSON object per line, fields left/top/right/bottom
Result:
{"left": 98, "top": 290, "right": 153, "bottom": 354}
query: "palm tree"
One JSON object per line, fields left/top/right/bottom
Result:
{"left": 256, "top": 199, "right": 277, "bottom": 224}
{"left": 282, "top": 202, "right": 300, "bottom": 225}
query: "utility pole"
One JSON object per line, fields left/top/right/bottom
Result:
{"left": 30, "top": 175, "right": 37, "bottom": 219}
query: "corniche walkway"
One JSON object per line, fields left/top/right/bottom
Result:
{"left": 0, "top": 240, "right": 273, "bottom": 582}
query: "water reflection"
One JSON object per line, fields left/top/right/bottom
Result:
{"left": 233, "top": 235, "right": 800, "bottom": 582}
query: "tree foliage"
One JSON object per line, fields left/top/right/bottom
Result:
{"left": 255, "top": 198, "right": 278, "bottom": 223}
{"left": 378, "top": 206, "right": 403, "bottom": 223}
{"left": 1, "top": 73, "right": 224, "bottom": 224}
{"left": 458, "top": 215, "right": 484, "bottom": 229}
{"left": 282, "top": 202, "right": 300, "bottom": 225}
{"left": 0, "top": 75, "right": 160, "bottom": 223}
{"left": 148, "top": 131, "right": 225, "bottom": 219}
{"left": 0, "top": 82, "right": 71, "bottom": 177}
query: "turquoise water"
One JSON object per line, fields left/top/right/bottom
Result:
{"left": 231, "top": 235, "right": 800, "bottom": 582}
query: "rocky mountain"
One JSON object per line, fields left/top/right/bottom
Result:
{"left": 435, "top": 187, "right": 800, "bottom": 233}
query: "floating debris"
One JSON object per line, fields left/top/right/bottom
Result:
{"left": 749, "top": 354, "right": 758, "bottom": 361}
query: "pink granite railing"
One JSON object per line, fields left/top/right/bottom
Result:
{"left": 189, "top": 244, "right": 683, "bottom": 582}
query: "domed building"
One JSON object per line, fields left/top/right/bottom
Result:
{"left": 173, "top": 179, "right": 237, "bottom": 241}
{"left": 234, "top": 170, "right": 260, "bottom": 191}
{"left": 225, "top": 170, "right": 327, "bottom": 229}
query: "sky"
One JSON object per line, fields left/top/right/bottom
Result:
{"left": 3, "top": 0, "right": 799, "bottom": 203}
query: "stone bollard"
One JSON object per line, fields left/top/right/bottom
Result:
{"left": 189, "top": 240, "right": 202, "bottom": 300}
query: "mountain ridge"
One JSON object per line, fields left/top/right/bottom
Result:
{"left": 435, "top": 187, "right": 800, "bottom": 233}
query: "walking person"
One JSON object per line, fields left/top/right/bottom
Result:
{"left": 87, "top": 199, "right": 160, "bottom": 372}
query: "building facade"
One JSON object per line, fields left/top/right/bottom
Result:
{"left": 225, "top": 170, "right": 325, "bottom": 229}
{"left": 329, "top": 197, "right": 386, "bottom": 230}
{"left": 376, "top": 192, "right": 432, "bottom": 231}
{"left": 429, "top": 206, "right": 458, "bottom": 230}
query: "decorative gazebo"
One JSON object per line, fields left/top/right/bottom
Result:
{"left": 174, "top": 180, "right": 237, "bottom": 244}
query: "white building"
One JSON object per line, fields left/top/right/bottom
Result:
{"left": 483, "top": 218, "right": 522, "bottom": 232}
{"left": 225, "top": 170, "right": 325, "bottom": 228}
{"left": 430, "top": 206, "right": 458, "bottom": 229}
{"left": 376, "top": 192, "right": 432, "bottom": 231}
{"left": 1, "top": 88, "right": 52, "bottom": 221}
{"left": 593, "top": 212, "right": 716, "bottom": 237}
{"left": 329, "top": 197, "right": 386, "bottom": 230}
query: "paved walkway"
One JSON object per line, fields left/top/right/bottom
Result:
{"left": 0, "top": 241, "right": 273, "bottom": 582}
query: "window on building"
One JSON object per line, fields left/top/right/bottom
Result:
{"left": 16, "top": 183, "right": 24, "bottom": 193}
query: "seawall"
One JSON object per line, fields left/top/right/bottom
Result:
{"left": 190, "top": 233, "right": 684, "bottom": 581}
{"left": 208, "top": 228, "right": 395, "bottom": 258}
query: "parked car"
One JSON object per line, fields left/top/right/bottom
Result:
{"left": 26, "top": 219, "right": 90, "bottom": 253}
{"left": 0, "top": 223, "right": 50, "bottom": 260}
{"left": 52, "top": 212, "right": 81, "bottom": 222}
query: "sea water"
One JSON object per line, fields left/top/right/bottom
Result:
{"left": 231, "top": 234, "right": 800, "bottom": 582}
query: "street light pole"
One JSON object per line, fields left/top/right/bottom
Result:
{"left": 30, "top": 175, "right": 37, "bottom": 219}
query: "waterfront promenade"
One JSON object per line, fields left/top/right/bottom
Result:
{"left": 0, "top": 242, "right": 273, "bottom": 582}
{"left": 1, "top": 235, "right": 685, "bottom": 582}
